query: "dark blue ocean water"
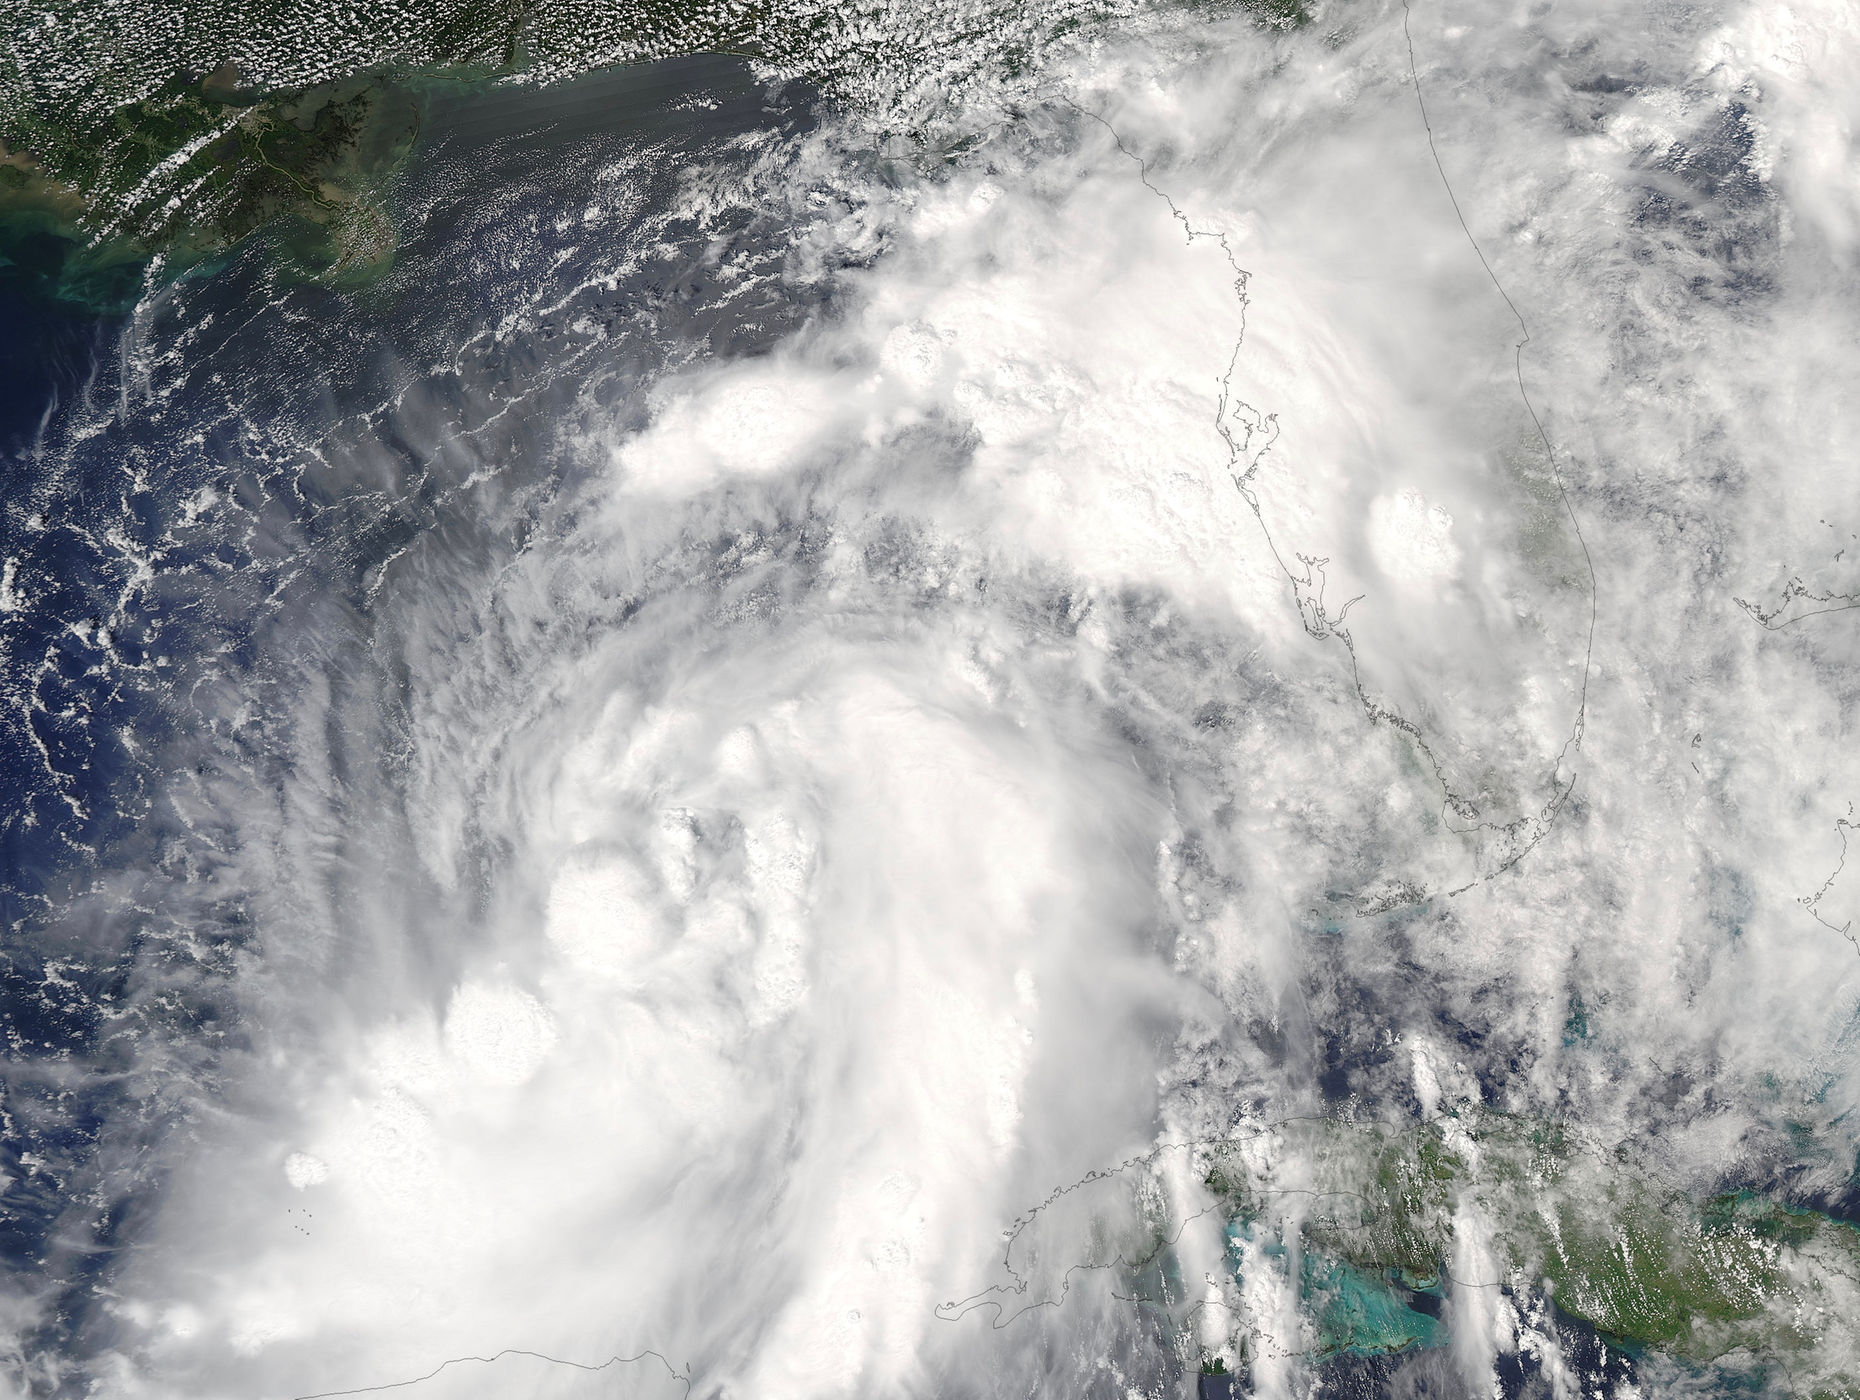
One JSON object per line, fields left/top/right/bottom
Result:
{"left": 0, "top": 281, "right": 112, "bottom": 457}
{"left": 0, "top": 56, "right": 827, "bottom": 1388}
{"left": 3, "top": 46, "right": 1843, "bottom": 1400}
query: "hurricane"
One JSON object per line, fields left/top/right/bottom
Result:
{"left": 3, "top": 0, "right": 1860, "bottom": 1396}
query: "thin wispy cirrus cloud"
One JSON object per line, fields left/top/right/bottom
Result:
{"left": 8, "top": 0, "right": 1860, "bottom": 1396}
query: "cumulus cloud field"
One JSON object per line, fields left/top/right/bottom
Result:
{"left": 6, "top": 0, "right": 1860, "bottom": 1396}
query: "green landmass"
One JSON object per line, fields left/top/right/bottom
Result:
{"left": 1183, "top": 1114, "right": 1860, "bottom": 1391}
{"left": 1, "top": 64, "right": 449, "bottom": 310}
{"left": 0, "top": 0, "right": 1310, "bottom": 308}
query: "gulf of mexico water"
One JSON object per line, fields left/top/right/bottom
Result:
{"left": 0, "top": 54, "right": 831, "bottom": 1388}
{"left": 6, "top": 5, "right": 1860, "bottom": 1396}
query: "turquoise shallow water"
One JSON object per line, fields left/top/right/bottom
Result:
{"left": 1302, "top": 1255, "right": 1445, "bottom": 1358}
{"left": 0, "top": 207, "right": 147, "bottom": 314}
{"left": 1223, "top": 1219, "right": 1447, "bottom": 1359}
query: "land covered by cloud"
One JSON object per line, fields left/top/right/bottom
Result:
{"left": 7, "top": 0, "right": 1860, "bottom": 1394}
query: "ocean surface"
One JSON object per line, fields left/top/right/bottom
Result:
{"left": 1, "top": 53, "right": 837, "bottom": 1388}
{"left": 5, "top": 7, "right": 1860, "bottom": 1398}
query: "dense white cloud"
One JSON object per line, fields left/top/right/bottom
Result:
{"left": 40, "top": 0, "right": 1860, "bottom": 1395}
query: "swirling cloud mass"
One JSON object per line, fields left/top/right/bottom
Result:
{"left": 4, "top": 1, "right": 1860, "bottom": 1397}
